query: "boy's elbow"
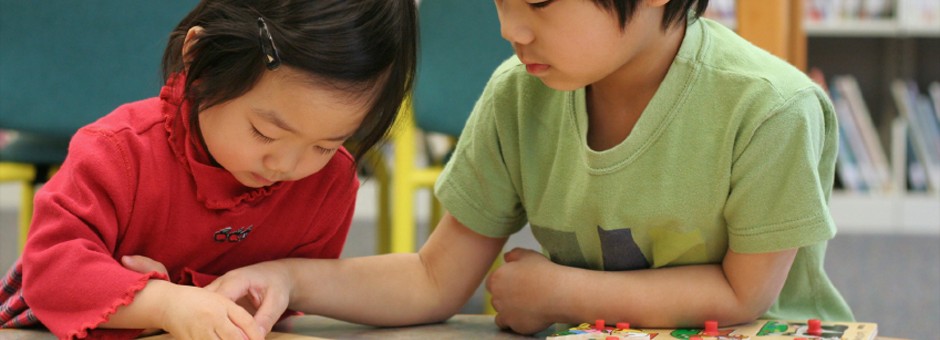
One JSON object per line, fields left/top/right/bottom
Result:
{"left": 422, "top": 302, "right": 463, "bottom": 324}
{"left": 367, "top": 299, "right": 458, "bottom": 327}
{"left": 724, "top": 295, "right": 776, "bottom": 325}
{"left": 412, "top": 283, "right": 468, "bottom": 324}
{"left": 738, "top": 304, "right": 772, "bottom": 325}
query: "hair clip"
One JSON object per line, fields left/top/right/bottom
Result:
{"left": 257, "top": 17, "right": 281, "bottom": 70}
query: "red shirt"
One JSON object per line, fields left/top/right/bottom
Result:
{"left": 15, "top": 76, "right": 358, "bottom": 339}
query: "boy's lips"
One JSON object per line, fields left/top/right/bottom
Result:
{"left": 525, "top": 63, "right": 549, "bottom": 74}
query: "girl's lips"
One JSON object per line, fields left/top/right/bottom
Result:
{"left": 252, "top": 173, "right": 275, "bottom": 186}
{"left": 525, "top": 63, "right": 549, "bottom": 74}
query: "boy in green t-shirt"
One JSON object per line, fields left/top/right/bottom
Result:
{"left": 156, "top": 0, "right": 854, "bottom": 335}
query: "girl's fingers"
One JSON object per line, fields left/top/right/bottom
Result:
{"left": 226, "top": 305, "right": 265, "bottom": 340}
{"left": 121, "top": 255, "right": 169, "bottom": 276}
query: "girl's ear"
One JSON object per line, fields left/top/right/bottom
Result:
{"left": 182, "top": 26, "right": 205, "bottom": 71}
{"left": 646, "top": 0, "right": 670, "bottom": 7}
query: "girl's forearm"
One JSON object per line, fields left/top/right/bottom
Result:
{"left": 99, "top": 280, "right": 173, "bottom": 330}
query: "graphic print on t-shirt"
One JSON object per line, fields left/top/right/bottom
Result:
{"left": 530, "top": 224, "right": 649, "bottom": 271}
{"left": 598, "top": 226, "right": 650, "bottom": 270}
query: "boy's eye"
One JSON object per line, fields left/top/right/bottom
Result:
{"left": 249, "top": 126, "right": 275, "bottom": 144}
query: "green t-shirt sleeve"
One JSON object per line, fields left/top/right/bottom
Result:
{"left": 725, "top": 87, "right": 838, "bottom": 253}
{"left": 434, "top": 70, "right": 528, "bottom": 238}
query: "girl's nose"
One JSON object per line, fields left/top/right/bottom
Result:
{"left": 264, "top": 149, "right": 301, "bottom": 176}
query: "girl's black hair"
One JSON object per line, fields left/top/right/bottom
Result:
{"left": 162, "top": 0, "right": 418, "bottom": 162}
{"left": 591, "top": 0, "right": 709, "bottom": 30}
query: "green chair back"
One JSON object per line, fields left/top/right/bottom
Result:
{"left": 0, "top": 1, "right": 197, "bottom": 163}
{"left": 413, "top": 1, "right": 515, "bottom": 137}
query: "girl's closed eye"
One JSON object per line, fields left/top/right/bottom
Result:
{"left": 315, "top": 146, "right": 338, "bottom": 155}
{"left": 249, "top": 125, "right": 275, "bottom": 144}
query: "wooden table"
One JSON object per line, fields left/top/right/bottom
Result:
{"left": 0, "top": 315, "right": 907, "bottom": 339}
{"left": 265, "top": 314, "right": 533, "bottom": 339}
{"left": 0, "top": 314, "right": 536, "bottom": 339}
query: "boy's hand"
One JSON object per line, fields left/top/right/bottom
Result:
{"left": 207, "top": 261, "right": 292, "bottom": 333}
{"left": 486, "top": 248, "right": 557, "bottom": 335}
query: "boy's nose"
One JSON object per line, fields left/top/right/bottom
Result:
{"left": 500, "top": 23, "right": 534, "bottom": 46}
{"left": 496, "top": 5, "right": 534, "bottom": 45}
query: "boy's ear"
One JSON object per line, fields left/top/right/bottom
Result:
{"left": 182, "top": 26, "right": 205, "bottom": 70}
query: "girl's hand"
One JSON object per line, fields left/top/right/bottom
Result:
{"left": 119, "top": 255, "right": 171, "bottom": 336}
{"left": 206, "top": 261, "right": 293, "bottom": 334}
{"left": 100, "top": 280, "right": 265, "bottom": 340}
{"left": 120, "top": 255, "right": 258, "bottom": 315}
{"left": 121, "top": 255, "right": 169, "bottom": 277}
{"left": 486, "top": 248, "right": 557, "bottom": 335}
{"left": 161, "top": 283, "right": 266, "bottom": 340}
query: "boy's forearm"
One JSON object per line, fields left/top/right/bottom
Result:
{"left": 548, "top": 248, "right": 798, "bottom": 328}
{"left": 282, "top": 215, "right": 505, "bottom": 327}
{"left": 551, "top": 264, "right": 766, "bottom": 328}
{"left": 99, "top": 280, "right": 172, "bottom": 330}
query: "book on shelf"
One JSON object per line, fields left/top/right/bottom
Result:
{"left": 836, "top": 111, "right": 869, "bottom": 191}
{"left": 810, "top": 68, "right": 874, "bottom": 192}
{"left": 906, "top": 124, "right": 931, "bottom": 192}
{"left": 890, "top": 117, "right": 908, "bottom": 191}
{"left": 891, "top": 79, "right": 940, "bottom": 192}
{"left": 831, "top": 75, "right": 893, "bottom": 192}
{"left": 807, "top": 0, "right": 940, "bottom": 23}
{"left": 930, "top": 82, "right": 940, "bottom": 121}
{"left": 805, "top": 0, "right": 940, "bottom": 34}
{"left": 810, "top": 68, "right": 862, "bottom": 191}
{"left": 897, "top": 0, "right": 940, "bottom": 30}
{"left": 805, "top": 0, "right": 891, "bottom": 22}
{"left": 893, "top": 117, "right": 931, "bottom": 192}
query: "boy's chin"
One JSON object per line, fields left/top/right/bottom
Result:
{"left": 537, "top": 77, "right": 586, "bottom": 92}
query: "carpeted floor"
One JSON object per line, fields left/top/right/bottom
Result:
{"left": 1, "top": 182, "right": 937, "bottom": 339}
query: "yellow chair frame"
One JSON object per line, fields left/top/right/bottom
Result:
{"left": 0, "top": 162, "right": 36, "bottom": 252}
{"left": 374, "top": 99, "right": 497, "bottom": 314}
{"left": 381, "top": 99, "right": 446, "bottom": 254}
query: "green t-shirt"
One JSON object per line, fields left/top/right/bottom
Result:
{"left": 435, "top": 17, "right": 854, "bottom": 321}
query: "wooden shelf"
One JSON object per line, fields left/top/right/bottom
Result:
{"left": 806, "top": 19, "right": 940, "bottom": 37}
{"left": 730, "top": 1, "right": 940, "bottom": 234}
{"left": 830, "top": 192, "right": 940, "bottom": 233}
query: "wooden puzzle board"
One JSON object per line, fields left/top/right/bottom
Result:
{"left": 606, "top": 319, "right": 878, "bottom": 340}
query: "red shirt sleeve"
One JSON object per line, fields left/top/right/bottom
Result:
{"left": 22, "top": 127, "right": 166, "bottom": 339}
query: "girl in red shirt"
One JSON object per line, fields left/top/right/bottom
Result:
{"left": 0, "top": 1, "right": 416, "bottom": 339}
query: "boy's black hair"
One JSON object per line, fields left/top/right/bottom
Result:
{"left": 162, "top": 0, "right": 418, "bottom": 162}
{"left": 592, "top": 0, "right": 709, "bottom": 30}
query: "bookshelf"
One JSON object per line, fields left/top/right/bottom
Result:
{"left": 712, "top": 0, "right": 940, "bottom": 233}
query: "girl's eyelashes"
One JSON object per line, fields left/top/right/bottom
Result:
{"left": 251, "top": 123, "right": 338, "bottom": 154}
{"left": 315, "top": 146, "right": 338, "bottom": 155}
{"left": 250, "top": 125, "right": 275, "bottom": 144}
